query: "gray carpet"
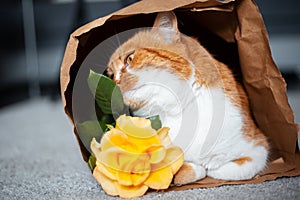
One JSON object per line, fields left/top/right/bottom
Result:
{"left": 0, "top": 97, "right": 299, "bottom": 200}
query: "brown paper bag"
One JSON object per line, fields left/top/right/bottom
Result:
{"left": 60, "top": 0, "right": 300, "bottom": 189}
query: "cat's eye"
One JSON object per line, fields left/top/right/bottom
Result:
{"left": 125, "top": 51, "right": 135, "bottom": 67}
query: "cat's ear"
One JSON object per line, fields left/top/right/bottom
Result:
{"left": 153, "top": 11, "right": 179, "bottom": 43}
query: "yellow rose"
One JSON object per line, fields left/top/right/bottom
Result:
{"left": 91, "top": 115, "right": 184, "bottom": 198}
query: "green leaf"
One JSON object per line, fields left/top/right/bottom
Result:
{"left": 87, "top": 70, "right": 124, "bottom": 114}
{"left": 76, "top": 120, "right": 105, "bottom": 152}
{"left": 100, "top": 114, "right": 115, "bottom": 125}
{"left": 147, "top": 115, "right": 162, "bottom": 130}
{"left": 88, "top": 154, "right": 96, "bottom": 171}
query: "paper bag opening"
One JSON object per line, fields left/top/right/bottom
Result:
{"left": 60, "top": 0, "right": 300, "bottom": 189}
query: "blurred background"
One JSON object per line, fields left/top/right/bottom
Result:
{"left": 0, "top": 0, "right": 299, "bottom": 118}
{"left": 0, "top": 0, "right": 138, "bottom": 106}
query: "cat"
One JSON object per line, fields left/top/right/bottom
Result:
{"left": 106, "top": 11, "right": 269, "bottom": 185}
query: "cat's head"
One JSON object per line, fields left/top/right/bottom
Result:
{"left": 107, "top": 12, "right": 193, "bottom": 92}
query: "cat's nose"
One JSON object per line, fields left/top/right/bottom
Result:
{"left": 114, "top": 71, "right": 121, "bottom": 84}
{"left": 114, "top": 78, "right": 121, "bottom": 84}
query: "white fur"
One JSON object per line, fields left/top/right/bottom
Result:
{"left": 123, "top": 67, "right": 268, "bottom": 181}
{"left": 189, "top": 162, "right": 206, "bottom": 181}
{"left": 207, "top": 145, "right": 268, "bottom": 180}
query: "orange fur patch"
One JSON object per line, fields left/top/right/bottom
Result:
{"left": 215, "top": 60, "right": 269, "bottom": 150}
{"left": 233, "top": 157, "right": 253, "bottom": 165}
{"left": 131, "top": 48, "right": 192, "bottom": 80}
{"left": 173, "top": 163, "right": 197, "bottom": 186}
{"left": 194, "top": 69, "right": 208, "bottom": 87}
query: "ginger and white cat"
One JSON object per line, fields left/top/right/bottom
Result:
{"left": 106, "top": 12, "right": 269, "bottom": 185}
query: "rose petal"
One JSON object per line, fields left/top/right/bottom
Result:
{"left": 96, "top": 162, "right": 117, "bottom": 180}
{"left": 93, "top": 167, "right": 118, "bottom": 196}
{"left": 114, "top": 182, "right": 148, "bottom": 198}
{"left": 116, "top": 115, "right": 156, "bottom": 139}
{"left": 157, "top": 127, "right": 172, "bottom": 147}
{"left": 116, "top": 171, "right": 149, "bottom": 186}
{"left": 144, "top": 166, "right": 173, "bottom": 190}
{"left": 90, "top": 138, "right": 102, "bottom": 161}
{"left": 99, "top": 147, "right": 129, "bottom": 171}
{"left": 164, "top": 146, "right": 184, "bottom": 174}
{"left": 116, "top": 171, "right": 133, "bottom": 186}
{"left": 145, "top": 145, "right": 166, "bottom": 164}
{"left": 131, "top": 172, "right": 150, "bottom": 186}
{"left": 128, "top": 135, "right": 162, "bottom": 153}
{"left": 115, "top": 154, "right": 151, "bottom": 186}
{"left": 100, "top": 128, "right": 134, "bottom": 152}
{"left": 118, "top": 153, "right": 150, "bottom": 174}
{"left": 150, "top": 146, "right": 184, "bottom": 174}
{"left": 100, "top": 147, "right": 151, "bottom": 174}
{"left": 102, "top": 124, "right": 160, "bottom": 153}
{"left": 130, "top": 155, "right": 151, "bottom": 174}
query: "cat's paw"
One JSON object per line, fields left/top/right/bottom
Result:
{"left": 174, "top": 162, "right": 206, "bottom": 186}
